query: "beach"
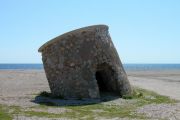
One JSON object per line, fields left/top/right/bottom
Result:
{"left": 0, "top": 69, "right": 180, "bottom": 119}
{"left": 127, "top": 70, "right": 180, "bottom": 100}
{"left": 0, "top": 69, "right": 179, "bottom": 101}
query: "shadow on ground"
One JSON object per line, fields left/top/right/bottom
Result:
{"left": 31, "top": 92, "right": 121, "bottom": 106}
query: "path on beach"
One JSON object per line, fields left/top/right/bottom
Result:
{"left": 127, "top": 70, "right": 180, "bottom": 100}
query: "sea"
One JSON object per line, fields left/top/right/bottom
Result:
{"left": 0, "top": 64, "right": 180, "bottom": 71}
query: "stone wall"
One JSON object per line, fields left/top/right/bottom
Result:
{"left": 39, "top": 25, "right": 132, "bottom": 99}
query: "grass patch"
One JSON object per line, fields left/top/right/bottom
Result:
{"left": 0, "top": 105, "right": 12, "bottom": 120}
{"left": 122, "top": 87, "right": 177, "bottom": 108}
{"left": 39, "top": 91, "right": 64, "bottom": 99}
{"left": 0, "top": 87, "right": 178, "bottom": 120}
{"left": 24, "top": 87, "right": 177, "bottom": 119}
{"left": 39, "top": 91, "right": 51, "bottom": 97}
{"left": 133, "top": 87, "right": 177, "bottom": 105}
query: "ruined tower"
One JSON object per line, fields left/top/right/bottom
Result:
{"left": 38, "top": 25, "right": 132, "bottom": 99}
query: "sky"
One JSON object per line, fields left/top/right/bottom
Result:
{"left": 0, "top": 0, "right": 180, "bottom": 64}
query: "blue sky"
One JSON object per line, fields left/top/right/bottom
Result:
{"left": 0, "top": 0, "right": 180, "bottom": 63}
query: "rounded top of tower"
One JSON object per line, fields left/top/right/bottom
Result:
{"left": 38, "top": 24, "right": 109, "bottom": 52}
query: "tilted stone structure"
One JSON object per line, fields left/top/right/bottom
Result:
{"left": 38, "top": 25, "right": 132, "bottom": 99}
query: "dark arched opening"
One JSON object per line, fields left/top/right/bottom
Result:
{"left": 95, "top": 63, "right": 118, "bottom": 96}
{"left": 96, "top": 70, "right": 108, "bottom": 92}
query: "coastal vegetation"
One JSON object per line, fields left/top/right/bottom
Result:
{"left": 0, "top": 87, "right": 177, "bottom": 120}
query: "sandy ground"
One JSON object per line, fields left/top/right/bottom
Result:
{"left": 0, "top": 69, "right": 180, "bottom": 106}
{"left": 1, "top": 70, "right": 179, "bottom": 101}
{"left": 127, "top": 70, "right": 180, "bottom": 100}
{"left": 0, "top": 70, "right": 50, "bottom": 107}
{"left": 0, "top": 70, "right": 180, "bottom": 120}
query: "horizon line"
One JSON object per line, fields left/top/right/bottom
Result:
{"left": 0, "top": 63, "right": 180, "bottom": 64}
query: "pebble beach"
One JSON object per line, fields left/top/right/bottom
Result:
{"left": 0, "top": 69, "right": 180, "bottom": 119}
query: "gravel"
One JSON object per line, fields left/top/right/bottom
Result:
{"left": 1, "top": 70, "right": 180, "bottom": 120}
{"left": 136, "top": 103, "right": 180, "bottom": 119}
